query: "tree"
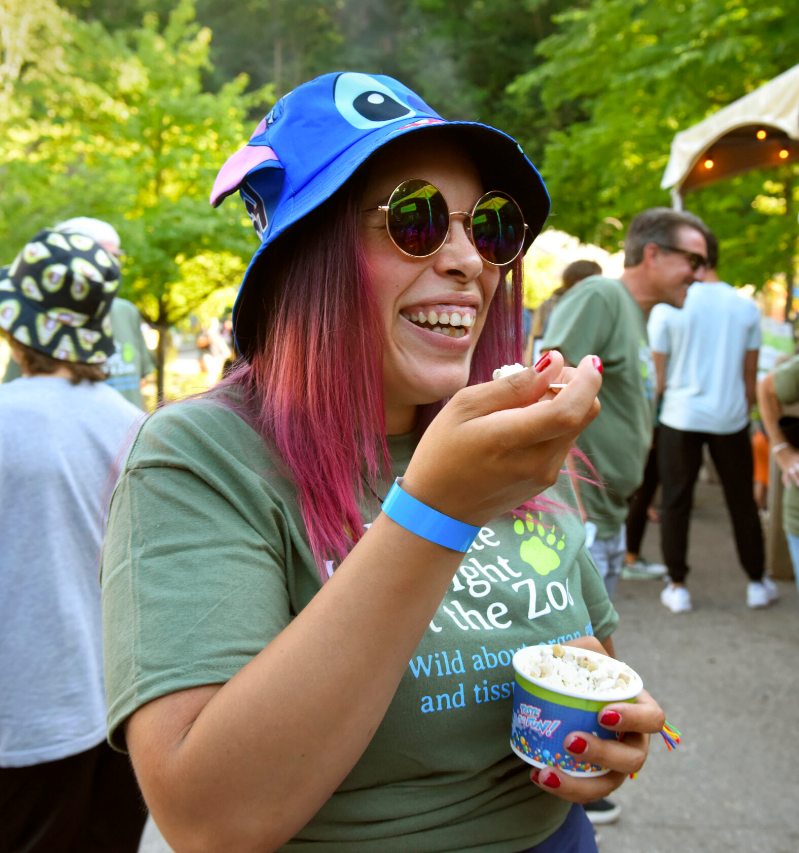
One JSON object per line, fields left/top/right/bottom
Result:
{"left": 0, "top": 0, "right": 273, "bottom": 397}
{"left": 509, "top": 0, "right": 799, "bottom": 288}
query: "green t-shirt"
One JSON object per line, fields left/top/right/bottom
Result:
{"left": 773, "top": 354, "right": 799, "bottom": 536}
{"left": 2, "top": 297, "right": 155, "bottom": 410}
{"left": 101, "top": 389, "right": 618, "bottom": 853}
{"left": 103, "top": 297, "right": 156, "bottom": 409}
{"left": 541, "top": 276, "right": 655, "bottom": 538}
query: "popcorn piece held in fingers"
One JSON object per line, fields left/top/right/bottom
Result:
{"left": 492, "top": 363, "right": 527, "bottom": 380}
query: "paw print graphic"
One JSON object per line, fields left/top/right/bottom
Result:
{"left": 513, "top": 512, "right": 565, "bottom": 576}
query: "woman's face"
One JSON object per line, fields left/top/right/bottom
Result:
{"left": 361, "top": 139, "right": 502, "bottom": 432}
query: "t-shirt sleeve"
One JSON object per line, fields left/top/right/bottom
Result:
{"left": 647, "top": 305, "right": 670, "bottom": 354}
{"left": 773, "top": 355, "right": 799, "bottom": 406}
{"left": 576, "top": 546, "right": 618, "bottom": 643}
{"left": 540, "top": 285, "right": 614, "bottom": 366}
{"left": 101, "top": 410, "right": 293, "bottom": 751}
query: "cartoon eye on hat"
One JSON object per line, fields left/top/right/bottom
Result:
{"left": 333, "top": 73, "right": 416, "bottom": 130}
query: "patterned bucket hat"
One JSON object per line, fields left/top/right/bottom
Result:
{"left": 0, "top": 228, "right": 120, "bottom": 364}
{"left": 210, "top": 71, "right": 551, "bottom": 358}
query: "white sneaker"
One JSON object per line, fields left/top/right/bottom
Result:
{"left": 661, "top": 584, "right": 692, "bottom": 613}
{"left": 747, "top": 577, "right": 780, "bottom": 609}
{"left": 622, "top": 557, "right": 667, "bottom": 580}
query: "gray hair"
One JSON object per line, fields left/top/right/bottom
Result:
{"left": 54, "top": 217, "right": 120, "bottom": 251}
{"left": 623, "top": 207, "right": 708, "bottom": 268}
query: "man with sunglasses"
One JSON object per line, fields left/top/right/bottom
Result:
{"left": 650, "top": 225, "right": 773, "bottom": 614}
{"left": 540, "top": 206, "right": 707, "bottom": 826}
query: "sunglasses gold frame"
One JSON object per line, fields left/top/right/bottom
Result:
{"left": 369, "top": 178, "right": 528, "bottom": 267}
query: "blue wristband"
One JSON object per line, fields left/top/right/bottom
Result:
{"left": 381, "top": 478, "right": 479, "bottom": 552}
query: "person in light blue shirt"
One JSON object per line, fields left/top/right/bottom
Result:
{"left": 649, "top": 225, "right": 776, "bottom": 614}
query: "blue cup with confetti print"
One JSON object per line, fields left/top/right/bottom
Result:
{"left": 510, "top": 645, "right": 642, "bottom": 777}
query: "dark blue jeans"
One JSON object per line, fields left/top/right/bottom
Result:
{"left": 517, "top": 804, "right": 598, "bottom": 853}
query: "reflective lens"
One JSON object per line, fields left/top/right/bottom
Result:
{"left": 386, "top": 179, "right": 449, "bottom": 257}
{"left": 470, "top": 192, "right": 526, "bottom": 265}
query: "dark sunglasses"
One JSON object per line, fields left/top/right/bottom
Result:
{"left": 369, "top": 178, "right": 528, "bottom": 266}
{"left": 655, "top": 243, "right": 708, "bottom": 272}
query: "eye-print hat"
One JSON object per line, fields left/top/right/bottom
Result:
{"left": 210, "top": 71, "right": 551, "bottom": 357}
{"left": 0, "top": 228, "right": 120, "bottom": 364}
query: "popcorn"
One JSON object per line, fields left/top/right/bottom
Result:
{"left": 516, "top": 645, "right": 641, "bottom": 700}
{"left": 493, "top": 363, "right": 527, "bottom": 380}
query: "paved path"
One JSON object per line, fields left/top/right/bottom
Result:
{"left": 139, "top": 482, "right": 799, "bottom": 852}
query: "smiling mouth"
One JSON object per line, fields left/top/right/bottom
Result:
{"left": 401, "top": 310, "right": 472, "bottom": 338}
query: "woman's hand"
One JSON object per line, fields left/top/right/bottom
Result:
{"left": 528, "top": 636, "right": 666, "bottom": 803}
{"left": 775, "top": 446, "right": 799, "bottom": 488}
{"left": 403, "top": 350, "right": 602, "bottom": 527}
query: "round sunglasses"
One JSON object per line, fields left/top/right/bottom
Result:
{"left": 369, "top": 178, "right": 528, "bottom": 266}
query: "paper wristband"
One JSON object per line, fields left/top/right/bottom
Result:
{"left": 381, "top": 478, "right": 479, "bottom": 552}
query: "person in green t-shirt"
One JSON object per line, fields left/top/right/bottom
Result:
{"left": 758, "top": 354, "right": 799, "bottom": 597}
{"left": 101, "top": 72, "right": 665, "bottom": 853}
{"left": 541, "top": 208, "right": 709, "bottom": 601}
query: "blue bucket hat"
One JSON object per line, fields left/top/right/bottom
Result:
{"left": 210, "top": 71, "right": 550, "bottom": 357}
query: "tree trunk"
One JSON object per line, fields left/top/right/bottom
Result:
{"left": 156, "top": 300, "right": 167, "bottom": 404}
{"left": 784, "top": 171, "right": 795, "bottom": 325}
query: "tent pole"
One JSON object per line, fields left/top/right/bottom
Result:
{"left": 670, "top": 187, "right": 683, "bottom": 211}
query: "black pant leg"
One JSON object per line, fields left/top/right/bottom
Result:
{"left": 707, "top": 427, "right": 765, "bottom": 581}
{"left": 83, "top": 742, "right": 148, "bottom": 853}
{"left": 659, "top": 425, "right": 705, "bottom": 583}
{"left": 0, "top": 747, "right": 97, "bottom": 853}
{"left": 626, "top": 427, "right": 660, "bottom": 555}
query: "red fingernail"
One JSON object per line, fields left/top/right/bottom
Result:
{"left": 567, "top": 736, "right": 588, "bottom": 754}
{"left": 600, "top": 710, "right": 621, "bottom": 727}
{"left": 531, "top": 769, "right": 541, "bottom": 783}
{"left": 542, "top": 772, "right": 561, "bottom": 789}
{"left": 592, "top": 356, "right": 603, "bottom": 374}
{"left": 534, "top": 353, "right": 551, "bottom": 373}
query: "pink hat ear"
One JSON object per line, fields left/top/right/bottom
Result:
{"left": 210, "top": 145, "right": 280, "bottom": 207}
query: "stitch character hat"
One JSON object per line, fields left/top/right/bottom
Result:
{"left": 210, "top": 71, "right": 551, "bottom": 357}
{"left": 0, "top": 229, "right": 120, "bottom": 364}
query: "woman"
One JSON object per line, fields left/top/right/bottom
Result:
{"left": 101, "top": 72, "right": 664, "bottom": 852}
{"left": 758, "top": 355, "right": 799, "bottom": 596}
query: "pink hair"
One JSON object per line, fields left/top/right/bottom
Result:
{"left": 222, "top": 171, "right": 592, "bottom": 580}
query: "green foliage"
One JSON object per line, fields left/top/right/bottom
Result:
{"left": 510, "top": 0, "right": 799, "bottom": 287}
{"left": 0, "top": 0, "right": 272, "bottom": 327}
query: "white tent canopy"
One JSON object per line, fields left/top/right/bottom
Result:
{"left": 662, "top": 63, "right": 799, "bottom": 197}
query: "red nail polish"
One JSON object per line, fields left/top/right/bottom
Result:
{"left": 592, "top": 356, "right": 603, "bottom": 374}
{"left": 600, "top": 710, "right": 621, "bottom": 727}
{"left": 535, "top": 353, "right": 551, "bottom": 373}
{"left": 531, "top": 769, "right": 541, "bottom": 783}
{"left": 567, "top": 736, "right": 588, "bottom": 754}
{"left": 542, "top": 772, "right": 561, "bottom": 789}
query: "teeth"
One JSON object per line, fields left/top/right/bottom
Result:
{"left": 403, "top": 309, "right": 475, "bottom": 331}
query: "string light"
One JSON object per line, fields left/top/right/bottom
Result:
{"left": 779, "top": 149, "right": 790, "bottom": 159}
{"left": 704, "top": 159, "right": 714, "bottom": 169}
{"left": 757, "top": 129, "right": 767, "bottom": 140}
